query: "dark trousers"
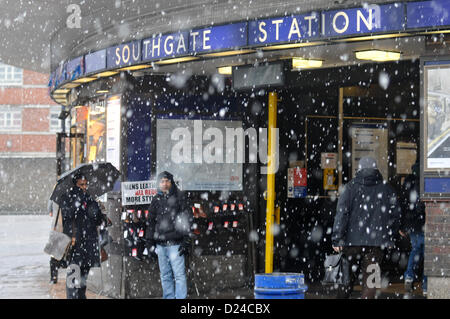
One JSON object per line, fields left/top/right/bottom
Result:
{"left": 336, "top": 246, "right": 383, "bottom": 299}
{"left": 50, "top": 257, "right": 59, "bottom": 280}
{"left": 66, "top": 264, "right": 90, "bottom": 299}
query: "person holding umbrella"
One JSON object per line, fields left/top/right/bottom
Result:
{"left": 60, "top": 172, "right": 108, "bottom": 299}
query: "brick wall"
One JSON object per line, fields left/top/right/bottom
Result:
{"left": 0, "top": 67, "right": 60, "bottom": 213}
{"left": 424, "top": 202, "right": 450, "bottom": 277}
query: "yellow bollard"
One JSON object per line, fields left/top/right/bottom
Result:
{"left": 265, "top": 92, "right": 277, "bottom": 274}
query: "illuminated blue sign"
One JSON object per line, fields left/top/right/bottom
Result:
{"left": 407, "top": 0, "right": 450, "bottom": 29}
{"left": 142, "top": 32, "right": 189, "bottom": 61}
{"left": 249, "top": 13, "right": 320, "bottom": 45}
{"left": 189, "top": 23, "right": 247, "bottom": 53}
{"left": 51, "top": 0, "right": 450, "bottom": 89}
{"left": 66, "top": 56, "right": 84, "bottom": 81}
{"left": 322, "top": 3, "right": 405, "bottom": 37}
{"left": 85, "top": 49, "right": 106, "bottom": 74}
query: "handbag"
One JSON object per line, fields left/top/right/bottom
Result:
{"left": 44, "top": 208, "right": 72, "bottom": 261}
{"left": 322, "top": 252, "right": 350, "bottom": 285}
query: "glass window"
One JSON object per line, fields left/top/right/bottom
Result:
{"left": 0, "top": 110, "right": 22, "bottom": 130}
{"left": 87, "top": 101, "right": 106, "bottom": 163}
{"left": 0, "top": 63, "right": 23, "bottom": 85}
{"left": 424, "top": 62, "right": 450, "bottom": 171}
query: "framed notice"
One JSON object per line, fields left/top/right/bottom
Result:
{"left": 121, "top": 180, "right": 157, "bottom": 206}
{"left": 423, "top": 60, "right": 450, "bottom": 171}
{"left": 396, "top": 142, "right": 417, "bottom": 175}
{"left": 156, "top": 118, "right": 243, "bottom": 191}
{"left": 350, "top": 123, "right": 388, "bottom": 180}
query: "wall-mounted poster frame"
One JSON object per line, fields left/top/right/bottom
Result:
{"left": 421, "top": 56, "right": 450, "bottom": 198}
{"left": 350, "top": 122, "right": 389, "bottom": 181}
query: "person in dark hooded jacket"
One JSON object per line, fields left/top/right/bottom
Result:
{"left": 332, "top": 156, "right": 402, "bottom": 299}
{"left": 145, "top": 171, "right": 192, "bottom": 299}
{"left": 61, "top": 172, "right": 107, "bottom": 299}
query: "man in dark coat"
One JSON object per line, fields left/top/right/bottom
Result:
{"left": 332, "top": 156, "right": 402, "bottom": 299}
{"left": 399, "top": 160, "right": 427, "bottom": 295}
{"left": 61, "top": 172, "right": 106, "bottom": 299}
{"left": 145, "top": 171, "right": 192, "bottom": 299}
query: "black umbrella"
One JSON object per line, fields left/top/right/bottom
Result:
{"left": 50, "top": 162, "right": 120, "bottom": 206}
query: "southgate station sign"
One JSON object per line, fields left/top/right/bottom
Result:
{"left": 50, "top": 0, "right": 450, "bottom": 94}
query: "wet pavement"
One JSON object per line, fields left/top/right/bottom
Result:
{"left": 0, "top": 215, "right": 105, "bottom": 299}
{"left": 0, "top": 215, "right": 426, "bottom": 299}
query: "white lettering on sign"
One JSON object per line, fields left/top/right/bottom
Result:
{"left": 203, "top": 29, "right": 211, "bottom": 50}
{"left": 164, "top": 35, "right": 174, "bottom": 55}
{"left": 357, "top": 9, "right": 373, "bottom": 31}
{"left": 190, "top": 31, "right": 200, "bottom": 50}
{"left": 288, "top": 18, "right": 301, "bottom": 40}
{"left": 114, "top": 42, "right": 140, "bottom": 66}
{"left": 271, "top": 19, "right": 284, "bottom": 41}
{"left": 121, "top": 180, "right": 157, "bottom": 206}
{"left": 333, "top": 11, "right": 349, "bottom": 34}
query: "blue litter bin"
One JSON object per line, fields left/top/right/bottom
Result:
{"left": 254, "top": 273, "right": 308, "bottom": 299}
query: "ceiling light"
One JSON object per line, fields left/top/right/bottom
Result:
{"left": 292, "top": 58, "right": 323, "bottom": 69}
{"left": 61, "top": 82, "right": 81, "bottom": 89}
{"left": 119, "top": 64, "right": 152, "bottom": 71}
{"left": 355, "top": 49, "right": 401, "bottom": 62}
{"left": 53, "top": 89, "right": 70, "bottom": 94}
{"left": 201, "top": 50, "right": 254, "bottom": 57}
{"left": 262, "top": 42, "right": 324, "bottom": 50}
{"left": 52, "top": 94, "right": 67, "bottom": 100}
{"left": 73, "top": 77, "right": 97, "bottom": 83}
{"left": 335, "top": 33, "right": 409, "bottom": 42}
{"left": 96, "top": 71, "right": 119, "bottom": 77}
{"left": 217, "top": 66, "right": 232, "bottom": 75}
{"left": 155, "top": 57, "right": 199, "bottom": 65}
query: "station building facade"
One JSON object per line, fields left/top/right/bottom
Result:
{"left": 49, "top": 0, "right": 450, "bottom": 298}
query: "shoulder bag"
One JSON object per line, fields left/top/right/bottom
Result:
{"left": 44, "top": 208, "right": 72, "bottom": 261}
{"left": 322, "top": 252, "right": 350, "bottom": 286}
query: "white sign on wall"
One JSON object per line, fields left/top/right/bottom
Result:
{"left": 106, "top": 95, "right": 121, "bottom": 171}
{"left": 156, "top": 119, "right": 243, "bottom": 191}
{"left": 121, "top": 180, "right": 157, "bottom": 206}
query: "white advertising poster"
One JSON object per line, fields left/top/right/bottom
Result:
{"left": 351, "top": 124, "right": 388, "bottom": 180}
{"left": 156, "top": 119, "right": 243, "bottom": 191}
{"left": 121, "top": 180, "right": 157, "bottom": 205}
{"left": 320, "top": 152, "right": 338, "bottom": 169}
{"left": 106, "top": 95, "right": 121, "bottom": 170}
{"left": 425, "top": 63, "right": 450, "bottom": 169}
{"left": 396, "top": 142, "right": 417, "bottom": 175}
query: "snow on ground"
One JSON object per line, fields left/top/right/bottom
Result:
{"left": 0, "top": 215, "right": 52, "bottom": 299}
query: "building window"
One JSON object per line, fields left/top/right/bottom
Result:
{"left": 49, "top": 108, "right": 70, "bottom": 133}
{"left": 0, "top": 110, "right": 22, "bottom": 130}
{"left": 0, "top": 63, "right": 23, "bottom": 85}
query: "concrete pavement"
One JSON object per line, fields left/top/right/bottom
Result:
{"left": 0, "top": 215, "right": 426, "bottom": 299}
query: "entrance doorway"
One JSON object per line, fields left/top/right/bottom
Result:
{"left": 273, "top": 60, "right": 420, "bottom": 284}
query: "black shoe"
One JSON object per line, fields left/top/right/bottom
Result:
{"left": 49, "top": 278, "right": 58, "bottom": 284}
{"left": 404, "top": 279, "right": 413, "bottom": 293}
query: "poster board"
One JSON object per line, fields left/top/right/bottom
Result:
{"left": 156, "top": 118, "right": 243, "bottom": 191}
{"left": 351, "top": 123, "right": 388, "bottom": 180}
{"left": 106, "top": 95, "right": 121, "bottom": 171}
{"left": 121, "top": 180, "right": 157, "bottom": 206}
{"left": 287, "top": 167, "right": 307, "bottom": 198}
{"left": 424, "top": 62, "right": 450, "bottom": 170}
{"left": 396, "top": 142, "right": 417, "bottom": 175}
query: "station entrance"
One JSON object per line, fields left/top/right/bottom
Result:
{"left": 252, "top": 59, "right": 421, "bottom": 284}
